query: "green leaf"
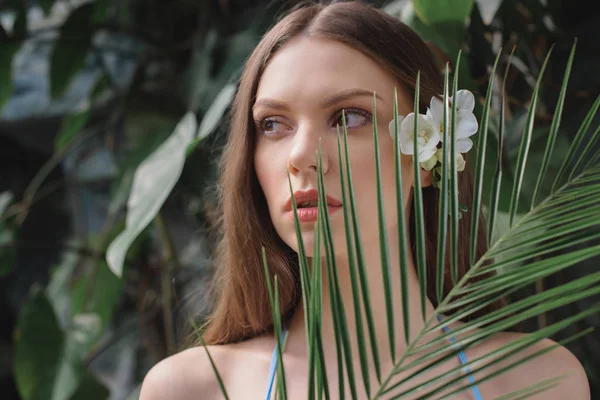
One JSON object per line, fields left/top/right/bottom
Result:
{"left": 186, "top": 83, "right": 236, "bottom": 156}
{"left": 196, "top": 334, "right": 230, "bottom": 400}
{"left": 371, "top": 95, "right": 396, "bottom": 363}
{"left": 106, "top": 112, "right": 197, "bottom": 276}
{"left": 50, "top": 3, "right": 96, "bottom": 98}
{"left": 436, "top": 64, "right": 450, "bottom": 303}
{"left": 71, "top": 261, "right": 123, "bottom": 327}
{"left": 411, "top": 0, "right": 474, "bottom": 45}
{"left": 336, "top": 123, "right": 371, "bottom": 397}
{"left": 411, "top": 72, "right": 427, "bottom": 319}
{"left": 508, "top": 46, "right": 554, "bottom": 226}
{"left": 341, "top": 109, "right": 382, "bottom": 383}
{"left": 68, "top": 373, "right": 110, "bottom": 400}
{"left": 391, "top": 90, "right": 411, "bottom": 345}
{"left": 532, "top": 40, "right": 577, "bottom": 207}
{"left": 197, "top": 83, "right": 236, "bottom": 139}
{"left": 412, "top": 0, "right": 474, "bottom": 25}
{"left": 14, "top": 290, "right": 105, "bottom": 400}
{"left": 472, "top": 48, "right": 502, "bottom": 259}
{"left": 54, "top": 110, "right": 90, "bottom": 151}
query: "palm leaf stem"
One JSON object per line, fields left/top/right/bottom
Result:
{"left": 341, "top": 112, "right": 382, "bottom": 382}
{"left": 197, "top": 334, "right": 230, "bottom": 400}
{"left": 377, "top": 179, "right": 599, "bottom": 395}
{"left": 450, "top": 53, "right": 462, "bottom": 284}
{"left": 496, "top": 375, "right": 568, "bottom": 400}
{"left": 508, "top": 46, "right": 554, "bottom": 226}
{"left": 531, "top": 40, "right": 577, "bottom": 207}
{"left": 307, "top": 219, "right": 323, "bottom": 400}
{"left": 484, "top": 48, "right": 510, "bottom": 249}
{"left": 436, "top": 64, "right": 451, "bottom": 303}
{"left": 377, "top": 50, "right": 598, "bottom": 396}
{"left": 492, "top": 203, "right": 600, "bottom": 244}
{"left": 466, "top": 229, "right": 600, "bottom": 279}
{"left": 288, "top": 173, "right": 312, "bottom": 347}
{"left": 317, "top": 144, "right": 358, "bottom": 400}
{"left": 569, "top": 124, "right": 600, "bottom": 181}
{"left": 552, "top": 94, "right": 600, "bottom": 192}
{"left": 336, "top": 123, "right": 371, "bottom": 398}
{"left": 423, "top": 270, "right": 600, "bottom": 346}
{"left": 313, "top": 222, "right": 330, "bottom": 400}
{"left": 485, "top": 217, "right": 600, "bottom": 261}
{"left": 317, "top": 148, "right": 346, "bottom": 399}
{"left": 520, "top": 190, "right": 600, "bottom": 221}
{"left": 494, "top": 377, "right": 565, "bottom": 400}
{"left": 411, "top": 71, "right": 428, "bottom": 320}
{"left": 392, "top": 88, "right": 412, "bottom": 346}
{"left": 261, "top": 251, "right": 288, "bottom": 399}
{"left": 371, "top": 94, "right": 397, "bottom": 363}
{"left": 413, "top": 282, "right": 600, "bottom": 358}
{"left": 431, "top": 327, "right": 593, "bottom": 400}
{"left": 384, "top": 313, "right": 593, "bottom": 398}
{"left": 442, "top": 245, "right": 600, "bottom": 310}
{"left": 391, "top": 305, "right": 596, "bottom": 386}
{"left": 533, "top": 182, "right": 600, "bottom": 211}
{"left": 492, "top": 220, "right": 600, "bottom": 259}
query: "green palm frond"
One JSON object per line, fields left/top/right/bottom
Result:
{"left": 205, "top": 42, "right": 599, "bottom": 399}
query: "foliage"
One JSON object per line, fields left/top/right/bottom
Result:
{"left": 215, "top": 46, "right": 600, "bottom": 399}
{"left": 0, "top": 0, "right": 598, "bottom": 399}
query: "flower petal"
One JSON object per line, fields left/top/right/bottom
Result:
{"left": 398, "top": 113, "right": 416, "bottom": 155}
{"left": 456, "top": 138, "right": 473, "bottom": 153}
{"left": 418, "top": 145, "right": 437, "bottom": 162}
{"left": 388, "top": 115, "right": 406, "bottom": 138}
{"left": 453, "top": 90, "right": 475, "bottom": 112}
{"left": 429, "top": 96, "right": 445, "bottom": 127}
{"left": 420, "top": 154, "right": 438, "bottom": 171}
{"left": 456, "top": 153, "right": 466, "bottom": 172}
{"left": 456, "top": 109, "right": 478, "bottom": 138}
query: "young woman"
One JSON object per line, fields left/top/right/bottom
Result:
{"left": 140, "top": 2, "right": 590, "bottom": 399}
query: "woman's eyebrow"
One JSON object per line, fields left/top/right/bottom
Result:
{"left": 253, "top": 88, "right": 384, "bottom": 111}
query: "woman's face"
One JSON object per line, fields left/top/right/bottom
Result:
{"left": 253, "top": 37, "right": 427, "bottom": 256}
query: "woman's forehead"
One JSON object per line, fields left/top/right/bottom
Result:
{"left": 254, "top": 37, "right": 397, "bottom": 109}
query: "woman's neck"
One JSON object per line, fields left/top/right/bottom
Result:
{"left": 284, "top": 229, "right": 437, "bottom": 368}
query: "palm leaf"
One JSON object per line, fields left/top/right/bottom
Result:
{"left": 210, "top": 41, "right": 599, "bottom": 399}
{"left": 336, "top": 121, "right": 372, "bottom": 398}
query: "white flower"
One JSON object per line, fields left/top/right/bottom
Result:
{"left": 420, "top": 154, "right": 438, "bottom": 171}
{"left": 435, "top": 148, "right": 466, "bottom": 172}
{"left": 388, "top": 112, "right": 440, "bottom": 163}
{"left": 427, "top": 89, "right": 478, "bottom": 153}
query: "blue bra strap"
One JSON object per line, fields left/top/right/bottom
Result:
{"left": 265, "top": 327, "right": 288, "bottom": 400}
{"left": 437, "top": 315, "right": 483, "bottom": 400}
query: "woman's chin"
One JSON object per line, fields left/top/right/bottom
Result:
{"left": 288, "top": 231, "right": 350, "bottom": 259}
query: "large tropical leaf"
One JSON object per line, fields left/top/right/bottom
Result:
{"left": 202, "top": 42, "right": 600, "bottom": 399}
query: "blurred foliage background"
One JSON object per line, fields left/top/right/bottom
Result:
{"left": 0, "top": 0, "right": 598, "bottom": 399}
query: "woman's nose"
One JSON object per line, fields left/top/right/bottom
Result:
{"left": 287, "top": 125, "right": 330, "bottom": 177}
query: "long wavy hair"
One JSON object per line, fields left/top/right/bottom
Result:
{"left": 196, "top": 0, "right": 502, "bottom": 346}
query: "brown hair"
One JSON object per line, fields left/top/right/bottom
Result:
{"left": 198, "top": 0, "right": 502, "bottom": 345}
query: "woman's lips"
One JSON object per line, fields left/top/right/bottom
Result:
{"left": 287, "top": 205, "right": 342, "bottom": 222}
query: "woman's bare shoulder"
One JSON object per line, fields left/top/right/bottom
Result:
{"left": 482, "top": 331, "right": 590, "bottom": 399}
{"left": 139, "top": 345, "right": 232, "bottom": 400}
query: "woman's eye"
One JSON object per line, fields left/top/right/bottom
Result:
{"left": 256, "top": 118, "right": 289, "bottom": 136}
{"left": 334, "top": 109, "right": 371, "bottom": 129}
